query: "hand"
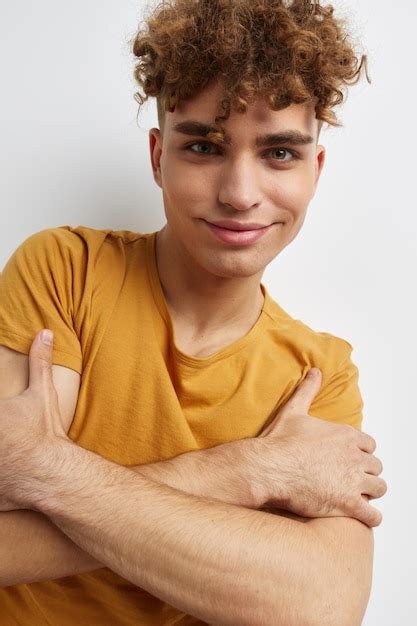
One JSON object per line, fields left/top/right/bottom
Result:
{"left": 249, "top": 368, "right": 387, "bottom": 527}
{"left": 0, "top": 329, "right": 67, "bottom": 511}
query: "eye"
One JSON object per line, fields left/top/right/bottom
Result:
{"left": 186, "top": 141, "right": 218, "bottom": 155}
{"left": 268, "top": 148, "right": 296, "bottom": 161}
{"left": 184, "top": 142, "right": 299, "bottom": 162}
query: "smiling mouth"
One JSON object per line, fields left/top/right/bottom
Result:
{"left": 203, "top": 220, "right": 283, "bottom": 246}
{"left": 204, "top": 220, "right": 282, "bottom": 232}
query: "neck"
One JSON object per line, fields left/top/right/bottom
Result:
{"left": 155, "top": 226, "right": 265, "bottom": 335}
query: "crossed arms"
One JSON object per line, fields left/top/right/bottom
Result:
{"left": 0, "top": 345, "right": 374, "bottom": 626}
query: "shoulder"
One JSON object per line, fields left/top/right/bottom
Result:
{"left": 295, "top": 320, "right": 354, "bottom": 368}
{"left": 12, "top": 224, "right": 147, "bottom": 252}
{"left": 263, "top": 292, "right": 362, "bottom": 428}
{"left": 5, "top": 226, "right": 93, "bottom": 272}
{"left": 12, "top": 225, "right": 115, "bottom": 259}
{"left": 7, "top": 224, "right": 148, "bottom": 274}
{"left": 263, "top": 289, "right": 354, "bottom": 370}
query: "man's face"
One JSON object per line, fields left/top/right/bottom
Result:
{"left": 149, "top": 79, "right": 325, "bottom": 279}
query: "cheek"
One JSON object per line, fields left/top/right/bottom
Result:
{"left": 271, "top": 171, "right": 315, "bottom": 218}
{"left": 163, "top": 179, "right": 209, "bottom": 217}
{"left": 161, "top": 159, "right": 213, "bottom": 212}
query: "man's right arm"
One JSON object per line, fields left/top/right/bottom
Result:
{"left": 0, "top": 345, "right": 285, "bottom": 587}
{"left": 0, "top": 345, "right": 104, "bottom": 585}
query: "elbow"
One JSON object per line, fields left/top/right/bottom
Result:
{"left": 307, "top": 609, "right": 354, "bottom": 626}
{"left": 303, "top": 582, "right": 367, "bottom": 626}
{"left": 279, "top": 580, "right": 367, "bottom": 626}
{"left": 306, "top": 522, "right": 374, "bottom": 626}
{"left": 306, "top": 585, "right": 368, "bottom": 626}
{"left": 241, "top": 597, "right": 360, "bottom": 626}
{"left": 309, "top": 610, "right": 363, "bottom": 626}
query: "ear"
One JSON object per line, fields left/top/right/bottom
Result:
{"left": 149, "top": 128, "right": 163, "bottom": 188}
{"left": 314, "top": 144, "right": 326, "bottom": 189}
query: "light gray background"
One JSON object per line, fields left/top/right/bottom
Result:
{"left": 0, "top": 1, "right": 415, "bottom": 623}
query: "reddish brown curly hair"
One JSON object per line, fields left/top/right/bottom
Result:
{"left": 131, "top": 0, "right": 369, "bottom": 135}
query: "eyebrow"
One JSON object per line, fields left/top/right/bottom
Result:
{"left": 172, "top": 120, "right": 315, "bottom": 146}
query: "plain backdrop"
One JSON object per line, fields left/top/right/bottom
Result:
{"left": 0, "top": 1, "right": 415, "bottom": 623}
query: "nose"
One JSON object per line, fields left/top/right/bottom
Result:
{"left": 217, "top": 155, "right": 262, "bottom": 211}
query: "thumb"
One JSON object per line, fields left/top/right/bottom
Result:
{"left": 28, "top": 329, "right": 54, "bottom": 389}
{"left": 279, "top": 368, "right": 322, "bottom": 417}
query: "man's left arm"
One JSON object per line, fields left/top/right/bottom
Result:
{"left": 308, "top": 515, "right": 374, "bottom": 626}
{"left": 30, "top": 438, "right": 370, "bottom": 626}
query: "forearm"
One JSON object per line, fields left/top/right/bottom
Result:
{"left": 34, "top": 441, "right": 329, "bottom": 626}
{"left": 0, "top": 510, "right": 101, "bottom": 587}
{"left": 0, "top": 443, "right": 253, "bottom": 587}
{"left": 132, "top": 441, "right": 254, "bottom": 508}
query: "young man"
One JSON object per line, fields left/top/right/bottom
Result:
{"left": 0, "top": 1, "right": 386, "bottom": 624}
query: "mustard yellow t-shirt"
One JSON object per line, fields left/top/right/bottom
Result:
{"left": 0, "top": 225, "right": 364, "bottom": 625}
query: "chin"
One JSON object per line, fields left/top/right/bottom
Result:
{"left": 197, "top": 251, "right": 270, "bottom": 279}
{"left": 213, "top": 268, "right": 262, "bottom": 279}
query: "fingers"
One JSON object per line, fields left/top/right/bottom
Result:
{"left": 279, "top": 368, "right": 322, "bottom": 417}
{"left": 357, "top": 432, "right": 377, "bottom": 454}
{"left": 361, "top": 451, "right": 384, "bottom": 476}
{"left": 357, "top": 495, "right": 383, "bottom": 527}
{"left": 259, "top": 368, "right": 323, "bottom": 435}
{"left": 29, "top": 329, "right": 54, "bottom": 390}
{"left": 362, "top": 472, "right": 388, "bottom": 499}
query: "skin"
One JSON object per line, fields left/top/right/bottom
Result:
{"left": 149, "top": 78, "right": 325, "bottom": 350}
{"left": 0, "top": 79, "right": 385, "bottom": 623}
{"left": 0, "top": 333, "right": 379, "bottom": 625}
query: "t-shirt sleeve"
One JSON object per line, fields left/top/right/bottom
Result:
{"left": 309, "top": 337, "right": 364, "bottom": 431}
{"left": 0, "top": 227, "right": 86, "bottom": 373}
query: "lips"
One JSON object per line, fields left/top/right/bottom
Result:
{"left": 206, "top": 220, "right": 272, "bottom": 231}
{"left": 204, "top": 220, "right": 277, "bottom": 246}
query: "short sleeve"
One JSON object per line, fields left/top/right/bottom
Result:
{"left": 0, "top": 227, "right": 86, "bottom": 373}
{"left": 309, "top": 338, "right": 364, "bottom": 431}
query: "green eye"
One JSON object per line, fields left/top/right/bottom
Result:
{"left": 185, "top": 142, "right": 299, "bottom": 162}
{"left": 187, "top": 142, "right": 216, "bottom": 154}
{"left": 270, "top": 148, "right": 292, "bottom": 161}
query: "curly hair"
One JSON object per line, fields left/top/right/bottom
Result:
{"left": 130, "top": 0, "right": 369, "bottom": 136}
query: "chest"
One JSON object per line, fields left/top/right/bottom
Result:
{"left": 67, "top": 279, "right": 303, "bottom": 466}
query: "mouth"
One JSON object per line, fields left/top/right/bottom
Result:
{"left": 205, "top": 220, "right": 277, "bottom": 231}
{"left": 202, "top": 220, "right": 281, "bottom": 246}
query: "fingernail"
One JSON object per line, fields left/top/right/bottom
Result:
{"left": 308, "top": 368, "right": 319, "bottom": 377}
{"left": 41, "top": 329, "right": 53, "bottom": 345}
